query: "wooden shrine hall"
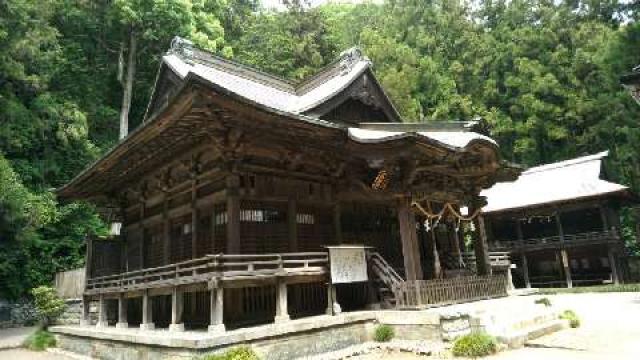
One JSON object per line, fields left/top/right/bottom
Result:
{"left": 480, "top": 152, "right": 637, "bottom": 288}
{"left": 57, "top": 37, "right": 518, "bottom": 332}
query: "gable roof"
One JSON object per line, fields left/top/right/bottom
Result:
{"left": 481, "top": 151, "right": 630, "bottom": 213}
{"left": 146, "top": 37, "right": 401, "bottom": 122}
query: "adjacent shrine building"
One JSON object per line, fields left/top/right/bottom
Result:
{"left": 480, "top": 152, "right": 636, "bottom": 288}
{"left": 58, "top": 38, "right": 517, "bottom": 331}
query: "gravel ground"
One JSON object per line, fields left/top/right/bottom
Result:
{"left": 0, "top": 349, "right": 75, "bottom": 360}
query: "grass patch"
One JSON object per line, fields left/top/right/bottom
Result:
{"left": 559, "top": 310, "right": 581, "bottom": 328}
{"left": 373, "top": 324, "right": 394, "bottom": 342}
{"left": 24, "top": 329, "right": 56, "bottom": 351}
{"left": 202, "top": 347, "right": 259, "bottom": 360}
{"left": 537, "top": 283, "right": 640, "bottom": 295}
{"left": 534, "top": 297, "right": 552, "bottom": 307}
{"left": 451, "top": 332, "right": 498, "bottom": 358}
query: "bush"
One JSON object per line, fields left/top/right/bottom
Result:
{"left": 202, "top": 347, "right": 259, "bottom": 360}
{"left": 534, "top": 297, "right": 552, "bottom": 307}
{"left": 559, "top": 310, "right": 580, "bottom": 328}
{"left": 451, "top": 332, "right": 498, "bottom": 358}
{"left": 24, "top": 330, "right": 56, "bottom": 351}
{"left": 31, "top": 286, "right": 66, "bottom": 326}
{"left": 373, "top": 324, "right": 394, "bottom": 342}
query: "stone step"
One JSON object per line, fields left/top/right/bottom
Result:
{"left": 495, "top": 318, "right": 568, "bottom": 349}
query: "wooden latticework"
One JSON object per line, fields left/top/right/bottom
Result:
{"left": 394, "top": 274, "right": 508, "bottom": 308}
{"left": 297, "top": 204, "right": 333, "bottom": 251}
{"left": 240, "top": 200, "right": 288, "bottom": 253}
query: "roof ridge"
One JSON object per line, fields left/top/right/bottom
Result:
{"left": 168, "top": 37, "right": 371, "bottom": 96}
{"left": 523, "top": 151, "right": 609, "bottom": 175}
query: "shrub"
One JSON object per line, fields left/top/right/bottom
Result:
{"left": 373, "top": 324, "right": 394, "bottom": 342}
{"left": 451, "top": 332, "right": 498, "bottom": 358}
{"left": 24, "top": 330, "right": 56, "bottom": 351}
{"left": 202, "top": 347, "right": 259, "bottom": 360}
{"left": 31, "top": 286, "right": 66, "bottom": 327}
{"left": 534, "top": 297, "right": 552, "bottom": 307}
{"left": 559, "top": 310, "right": 580, "bottom": 328}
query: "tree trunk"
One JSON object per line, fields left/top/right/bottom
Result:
{"left": 119, "top": 29, "right": 137, "bottom": 140}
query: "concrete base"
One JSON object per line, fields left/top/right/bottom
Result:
{"left": 139, "top": 323, "right": 155, "bottom": 330}
{"left": 207, "top": 324, "right": 226, "bottom": 333}
{"left": 115, "top": 322, "right": 129, "bottom": 329}
{"left": 95, "top": 322, "right": 109, "bottom": 328}
{"left": 79, "top": 320, "right": 91, "bottom": 326}
{"left": 274, "top": 315, "right": 290, "bottom": 323}
{"left": 169, "top": 323, "right": 185, "bottom": 332}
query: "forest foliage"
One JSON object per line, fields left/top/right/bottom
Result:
{"left": 1, "top": 0, "right": 640, "bottom": 299}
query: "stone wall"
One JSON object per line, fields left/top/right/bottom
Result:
{"left": 54, "top": 299, "right": 97, "bottom": 326}
{"left": 0, "top": 299, "right": 38, "bottom": 329}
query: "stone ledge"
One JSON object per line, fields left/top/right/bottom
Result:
{"left": 50, "top": 311, "right": 378, "bottom": 349}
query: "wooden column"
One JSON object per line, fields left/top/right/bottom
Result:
{"left": 84, "top": 237, "right": 93, "bottom": 288}
{"left": 473, "top": 213, "right": 492, "bottom": 276}
{"left": 80, "top": 295, "right": 91, "bottom": 326}
{"left": 599, "top": 205, "right": 610, "bottom": 230}
{"left": 288, "top": 197, "right": 298, "bottom": 251}
{"left": 608, "top": 246, "right": 620, "bottom": 285}
{"left": 208, "top": 287, "right": 225, "bottom": 333}
{"left": 426, "top": 229, "right": 441, "bottom": 279}
{"left": 521, "top": 252, "right": 531, "bottom": 289}
{"left": 555, "top": 213, "right": 572, "bottom": 288}
{"left": 116, "top": 293, "right": 128, "bottom": 328}
{"left": 163, "top": 194, "right": 171, "bottom": 264}
{"left": 140, "top": 199, "right": 146, "bottom": 268}
{"left": 96, "top": 294, "right": 108, "bottom": 328}
{"left": 191, "top": 177, "right": 199, "bottom": 258}
{"left": 226, "top": 175, "right": 241, "bottom": 254}
{"left": 560, "top": 249, "right": 573, "bottom": 288}
{"left": 333, "top": 202, "right": 343, "bottom": 244}
{"left": 169, "top": 287, "right": 184, "bottom": 332}
{"left": 140, "top": 290, "right": 154, "bottom": 330}
{"left": 275, "top": 280, "right": 290, "bottom": 322}
{"left": 397, "top": 196, "right": 423, "bottom": 281}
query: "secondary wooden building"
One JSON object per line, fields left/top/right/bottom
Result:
{"left": 480, "top": 152, "right": 636, "bottom": 288}
{"left": 58, "top": 37, "right": 517, "bottom": 331}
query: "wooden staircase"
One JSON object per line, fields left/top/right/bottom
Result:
{"left": 367, "top": 252, "right": 404, "bottom": 308}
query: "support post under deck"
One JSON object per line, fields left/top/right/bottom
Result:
{"left": 560, "top": 249, "right": 573, "bottom": 289}
{"left": 80, "top": 295, "right": 91, "bottom": 326}
{"left": 96, "top": 294, "right": 108, "bottom": 328}
{"left": 275, "top": 280, "right": 290, "bottom": 323}
{"left": 140, "top": 290, "right": 155, "bottom": 330}
{"left": 521, "top": 252, "right": 531, "bottom": 289}
{"left": 116, "top": 293, "right": 128, "bottom": 329}
{"left": 170, "top": 287, "right": 184, "bottom": 332}
{"left": 208, "top": 287, "right": 225, "bottom": 333}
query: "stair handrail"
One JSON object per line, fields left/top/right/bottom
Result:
{"left": 368, "top": 251, "right": 404, "bottom": 289}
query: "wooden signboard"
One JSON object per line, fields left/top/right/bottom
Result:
{"left": 327, "top": 246, "right": 368, "bottom": 284}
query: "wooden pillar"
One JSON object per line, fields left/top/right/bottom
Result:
{"left": 333, "top": 202, "right": 343, "bottom": 244}
{"left": 560, "top": 249, "right": 573, "bottom": 288}
{"left": 288, "top": 197, "right": 298, "bottom": 251}
{"left": 80, "top": 295, "right": 91, "bottom": 326}
{"left": 426, "top": 229, "right": 441, "bottom": 279}
{"left": 521, "top": 252, "right": 531, "bottom": 289}
{"left": 191, "top": 178, "right": 199, "bottom": 258}
{"left": 170, "top": 287, "right": 184, "bottom": 332}
{"left": 140, "top": 199, "right": 146, "bottom": 268}
{"left": 163, "top": 194, "right": 170, "bottom": 264}
{"left": 116, "top": 293, "right": 128, "bottom": 328}
{"left": 275, "top": 280, "right": 290, "bottom": 322}
{"left": 84, "top": 237, "right": 93, "bottom": 288}
{"left": 515, "top": 219, "right": 524, "bottom": 247}
{"left": 208, "top": 287, "right": 225, "bottom": 333}
{"left": 608, "top": 246, "right": 620, "bottom": 285}
{"left": 397, "top": 196, "right": 423, "bottom": 281}
{"left": 96, "top": 294, "right": 108, "bottom": 328}
{"left": 473, "top": 213, "right": 492, "bottom": 276}
{"left": 599, "top": 205, "right": 610, "bottom": 230}
{"left": 226, "top": 175, "right": 241, "bottom": 254}
{"left": 140, "top": 290, "right": 154, "bottom": 330}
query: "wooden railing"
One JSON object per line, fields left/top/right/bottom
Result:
{"left": 394, "top": 274, "right": 508, "bottom": 309}
{"left": 489, "top": 230, "right": 619, "bottom": 251}
{"left": 461, "top": 252, "right": 511, "bottom": 268}
{"left": 368, "top": 251, "right": 404, "bottom": 288}
{"left": 85, "top": 252, "right": 328, "bottom": 295}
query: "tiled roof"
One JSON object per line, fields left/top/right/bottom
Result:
{"left": 481, "top": 151, "right": 629, "bottom": 213}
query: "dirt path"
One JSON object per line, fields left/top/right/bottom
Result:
{"left": 0, "top": 349, "right": 74, "bottom": 360}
